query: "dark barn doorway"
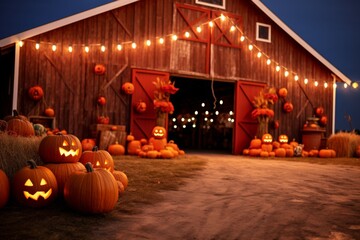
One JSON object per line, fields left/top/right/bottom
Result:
{"left": 168, "top": 77, "right": 234, "bottom": 153}
{"left": 0, "top": 45, "right": 15, "bottom": 119}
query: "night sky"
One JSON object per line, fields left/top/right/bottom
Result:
{"left": 1, "top": 0, "right": 359, "bottom": 131}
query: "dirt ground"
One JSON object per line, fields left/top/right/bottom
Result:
{"left": 98, "top": 154, "right": 360, "bottom": 240}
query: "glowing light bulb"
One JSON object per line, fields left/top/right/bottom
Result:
{"left": 117, "top": 44, "right": 122, "bottom": 51}
{"left": 101, "top": 45, "right": 106, "bottom": 52}
{"left": 240, "top": 36, "right": 245, "bottom": 42}
{"left": 52, "top": 44, "right": 56, "bottom": 52}
{"left": 314, "top": 81, "right": 318, "bottom": 87}
{"left": 248, "top": 44, "right": 253, "bottom": 51}
{"left": 195, "top": 111, "right": 198, "bottom": 115}
{"left": 201, "top": 103, "right": 205, "bottom": 107}
{"left": 172, "top": 35, "right": 178, "bottom": 41}
{"left": 68, "top": 46, "right": 73, "bottom": 53}
{"left": 209, "top": 21, "right": 214, "bottom": 27}
{"left": 219, "top": 100, "right": 223, "bottom": 105}
{"left": 35, "top": 43, "right": 40, "bottom": 50}
{"left": 229, "top": 111, "right": 234, "bottom": 115}
{"left": 266, "top": 59, "right": 271, "bottom": 65}
{"left": 284, "top": 70, "right": 289, "bottom": 77}
{"left": 304, "top": 78, "right": 308, "bottom": 84}
{"left": 352, "top": 82, "right": 359, "bottom": 89}
{"left": 183, "top": 125, "right": 186, "bottom": 128}
{"left": 230, "top": 26, "right": 236, "bottom": 32}
{"left": 172, "top": 118, "right": 176, "bottom": 122}
{"left": 131, "top": 42, "right": 137, "bottom": 49}
{"left": 257, "top": 52, "right": 262, "bottom": 58}
{"left": 344, "top": 83, "right": 348, "bottom": 88}
{"left": 185, "top": 32, "right": 190, "bottom": 38}
{"left": 159, "top": 38, "right": 164, "bottom": 44}
{"left": 192, "top": 124, "right": 196, "bottom": 128}
{"left": 205, "top": 111, "right": 209, "bottom": 115}
{"left": 275, "top": 65, "right": 281, "bottom": 72}
{"left": 333, "top": 83, "right": 337, "bottom": 88}
{"left": 19, "top": 41, "right": 24, "bottom": 47}
{"left": 220, "top": 14, "right": 226, "bottom": 21}
{"left": 181, "top": 118, "right": 185, "bottom": 122}
{"left": 146, "top": 40, "right": 151, "bottom": 46}
{"left": 174, "top": 125, "right": 177, "bottom": 129}
{"left": 324, "top": 82, "right": 328, "bottom": 88}
{"left": 85, "top": 46, "right": 89, "bottom": 53}
{"left": 196, "top": 26, "right": 202, "bottom": 33}
{"left": 215, "top": 111, "right": 219, "bottom": 115}
{"left": 204, "top": 117, "right": 208, "bottom": 121}
{"left": 294, "top": 75, "right": 299, "bottom": 81}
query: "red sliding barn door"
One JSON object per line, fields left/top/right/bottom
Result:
{"left": 130, "top": 69, "right": 170, "bottom": 140}
{"left": 233, "top": 81, "right": 265, "bottom": 154}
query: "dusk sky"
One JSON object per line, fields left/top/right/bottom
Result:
{"left": 0, "top": 0, "right": 359, "bottom": 131}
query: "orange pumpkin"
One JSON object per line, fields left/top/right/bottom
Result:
{"left": 107, "top": 142, "right": 125, "bottom": 156}
{"left": 80, "top": 146, "right": 114, "bottom": 172}
{"left": 112, "top": 170, "right": 128, "bottom": 189}
{"left": 309, "top": 149, "right": 319, "bottom": 157}
{"left": 249, "top": 136, "right": 262, "bottom": 149}
{"left": 289, "top": 139, "right": 299, "bottom": 148}
{"left": 94, "top": 64, "right": 106, "bottom": 75}
{"left": 135, "top": 101, "right": 147, "bottom": 113}
{"left": 315, "top": 107, "right": 324, "bottom": 117}
{"left": 260, "top": 151, "right": 269, "bottom": 157}
{"left": 242, "top": 149, "right": 250, "bottom": 155}
{"left": 275, "top": 148, "right": 286, "bottom": 157}
{"left": 283, "top": 102, "right": 293, "bottom": 113}
{"left": 126, "top": 133, "right": 135, "bottom": 142}
{"left": 278, "top": 88, "right": 288, "bottom": 98}
{"left": 6, "top": 111, "right": 35, "bottom": 137}
{"left": 81, "top": 138, "right": 96, "bottom": 151}
{"left": 319, "top": 149, "right": 336, "bottom": 158}
{"left": 319, "top": 116, "right": 327, "bottom": 126}
{"left": 122, "top": 82, "right": 134, "bottom": 95}
{"left": 278, "top": 134, "right": 289, "bottom": 143}
{"left": 97, "top": 96, "right": 106, "bottom": 106}
{"left": 249, "top": 148, "right": 261, "bottom": 157}
{"left": 149, "top": 126, "right": 167, "bottom": 151}
{"left": 127, "top": 140, "right": 141, "bottom": 155}
{"left": 0, "top": 169, "right": 10, "bottom": 208}
{"left": 28, "top": 85, "right": 44, "bottom": 101}
{"left": 286, "top": 148, "right": 294, "bottom": 157}
{"left": 272, "top": 141, "right": 280, "bottom": 149}
{"left": 44, "top": 107, "right": 55, "bottom": 117}
{"left": 146, "top": 150, "right": 159, "bottom": 159}
{"left": 262, "top": 133, "right": 273, "bottom": 143}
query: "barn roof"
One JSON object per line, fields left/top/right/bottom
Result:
{"left": 0, "top": 0, "right": 351, "bottom": 84}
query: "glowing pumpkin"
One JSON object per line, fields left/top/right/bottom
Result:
{"left": 149, "top": 126, "right": 167, "bottom": 151}
{"left": 39, "top": 133, "right": 82, "bottom": 163}
{"left": 80, "top": 146, "right": 114, "bottom": 172}
{"left": 262, "top": 133, "right": 273, "bottom": 143}
{"left": 122, "top": 82, "right": 134, "bottom": 95}
{"left": 64, "top": 162, "right": 118, "bottom": 213}
{"left": 0, "top": 169, "right": 10, "bottom": 208}
{"left": 278, "top": 134, "right": 289, "bottom": 143}
{"left": 12, "top": 160, "right": 58, "bottom": 208}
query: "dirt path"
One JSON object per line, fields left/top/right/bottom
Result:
{"left": 100, "top": 154, "right": 360, "bottom": 240}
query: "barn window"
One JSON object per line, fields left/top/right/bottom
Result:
{"left": 256, "top": 22, "right": 271, "bottom": 43}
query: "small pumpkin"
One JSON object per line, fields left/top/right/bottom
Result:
{"left": 108, "top": 141, "right": 125, "bottom": 156}
{"left": 278, "top": 135, "right": 289, "bottom": 143}
{"left": 286, "top": 148, "right": 294, "bottom": 157}
{"left": 242, "top": 149, "right": 250, "bottom": 155}
{"left": 81, "top": 138, "right": 96, "bottom": 151}
{"left": 160, "top": 149, "right": 174, "bottom": 159}
{"left": 6, "top": 110, "right": 35, "bottom": 137}
{"left": 0, "top": 169, "right": 10, "bottom": 208}
{"left": 146, "top": 150, "right": 159, "bottom": 159}
{"left": 122, "top": 82, "right": 134, "bottom": 95}
{"left": 275, "top": 148, "right": 286, "bottom": 157}
{"left": 127, "top": 140, "right": 142, "bottom": 155}
{"left": 44, "top": 107, "right": 55, "bottom": 117}
{"left": 126, "top": 133, "right": 135, "bottom": 142}
{"left": 315, "top": 107, "right": 324, "bottom": 117}
{"left": 80, "top": 146, "right": 114, "bottom": 172}
{"left": 39, "top": 133, "right": 82, "bottom": 163}
{"left": 94, "top": 64, "right": 106, "bottom": 75}
{"left": 249, "top": 148, "right": 261, "bottom": 157}
{"left": 319, "top": 116, "right": 327, "bottom": 126}
{"left": 249, "top": 136, "right": 262, "bottom": 149}
{"left": 319, "top": 149, "right": 336, "bottom": 158}
{"left": 97, "top": 115, "right": 110, "bottom": 124}
{"left": 135, "top": 101, "right": 147, "bottom": 113}
{"left": 272, "top": 141, "right": 280, "bottom": 149}
{"left": 309, "top": 149, "right": 319, "bottom": 157}
{"left": 64, "top": 162, "right": 118, "bottom": 213}
{"left": 260, "top": 151, "right": 269, "bottom": 157}
{"left": 97, "top": 96, "right": 107, "bottom": 106}
{"left": 112, "top": 170, "right": 128, "bottom": 189}
{"left": 45, "top": 162, "right": 86, "bottom": 196}
{"left": 278, "top": 88, "right": 288, "bottom": 98}
{"left": 12, "top": 160, "right": 58, "bottom": 208}
{"left": 28, "top": 85, "right": 44, "bottom": 101}
{"left": 261, "top": 143, "right": 273, "bottom": 153}
{"left": 283, "top": 102, "right": 293, "bottom": 113}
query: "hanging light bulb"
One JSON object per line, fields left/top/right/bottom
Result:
{"left": 248, "top": 44, "right": 253, "bottom": 51}
{"left": 230, "top": 26, "right": 236, "bottom": 32}
{"left": 201, "top": 103, "right": 205, "bottom": 107}
{"left": 266, "top": 59, "right": 271, "bottom": 65}
{"left": 68, "top": 46, "right": 73, "bottom": 53}
{"left": 324, "top": 82, "right": 328, "bottom": 88}
{"left": 172, "top": 35, "right": 178, "bottom": 41}
{"left": 85, "top": 46, "right": 89, "bottom": 53}
{"left": 314, "top": 81, "right": 318, "bottom": 87}
{"left": 219, "top": 100, "right": 223, "bottom": 105}
{"left": 131, "top": 42, "right": 137, "bottom": 49}
{"left": 304, "top": 78, "right": 308, "bottom": 84}
{"left": 35, "top": 43, "right": 40, "bottom": 50}
{"left": 284, "top": 70, "right": 289, "bottom": 77}
{"left": 294, "top": 75, "right": 299, "bottom": 81}
{"left": 344, "top": 83, "right": 348, "bottom": 88}
{"left": 333, "top": 82, "right": 337, "bottom": 88}
{"left": 195, "top": 110, "right": 198, "bottom": 115}
{"left": 19, "top": 41, "right": 24, "bottom": 47}
{"left": 101, "top": 45, "right": 106, "bottom": 52}
{"left": 52, "top": 44, "right": 57, "bottom": 52}
{"left": 159, "top": 38, "right": 164, "bottom": 44}
{"left": 275, "top": 65, "right": 281, "bottom": 72}
{"left": 196, "top": 26, "right": 202, "bottom": 33}
{"left": 240, "top": 36, "right": 245, "bottom": 42}
{"left": 352, "top": 82, "right": 359, "bottom": 89}
{"left": 209, "top": 21, "right": 214, "bottom": 27}
{"left": 220, "top": 14, "right": 226, "bottom": 21}
{"left": 185, "top": 32, "right": 190, "bottom": 38}
{"left": 257, "top": 52, "right": 262, "bottom": 58}
{"left": 146, "top": 40, "right": 151, "bottom": 46}
{"left": 117, "top": 44, "right": 122, "bottom": 51}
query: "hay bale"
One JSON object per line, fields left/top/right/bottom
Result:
{"left": 0, "top": 133, "right": 44, "bottom": 177}
{"left": 327, "top": 132, "right": 360, "bottom": 157}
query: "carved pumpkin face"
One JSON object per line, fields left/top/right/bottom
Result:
{"left": 94, "top": 64, "right": 106, "bottom": 75}
{"left": 152, "top": 126, "right": 166, "bottom": 139}
{"left": 122, "top": 82, "right": 134, "bottom": 95}
{"left": 262, "top": 133, "right": 273, "bottom": 143}
{"left": 39, "top": 133, "right": 82, "bottom": 163}
{"left": 278, "top": 134, "right": 289, "bottom": 143}
{"left": 12, "top": 160, "right": 58, "bottom": 208}
{"left": 80, "top": 146, "right": 114, "bottom": 172}
{"left": 28, "top": 85, "right": 44, "bottom": 101}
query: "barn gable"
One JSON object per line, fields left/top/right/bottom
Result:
{"left": 0, "top": 0, "right": 349, "bottom": 153}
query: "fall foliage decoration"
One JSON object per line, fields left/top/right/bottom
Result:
{"left": 153, "top": 77, "right": 178, "bottom": 115}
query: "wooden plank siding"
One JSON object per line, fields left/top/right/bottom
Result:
{"left": 16, "top": 0, "right": 334, "bottom": 141}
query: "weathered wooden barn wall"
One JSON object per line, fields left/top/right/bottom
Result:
{"left": 16, "top": 0, "right": 335, "bottom": 141}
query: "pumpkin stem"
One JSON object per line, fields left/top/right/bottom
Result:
{"left": 92, "top": 146, "right": 98, "bottom": 152}
{"left": 85, "top": 162, "right": 94, "bottom": 172}
{"left": 27, "top": 159, "right": 37, "bottom": 169}
{"left": 13, "top": 109, "right": 19, "bottom": 116}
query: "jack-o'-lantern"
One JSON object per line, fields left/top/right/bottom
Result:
{"left": 135, "top": 101, "right": 147, "bottom": 113}
{"left": 12, "top": 160, "right": 58, "bottom": 208}
{"left": 278, "top": 134, "right": 289, "bottom": 143}
{"left": 94, "top": 64, "right": 106, "bottom": 75}
{"left": 152, "top": 126, "right": 166, "bottom": 139}
{"left": 28, "top": 85, "right": 44, "bottom": 101}
{"left": 39, "top": 133, "right": 82, "bottom": 163}
{"left": 122, "top": 82, "right": 134, "bottom": 95}
{"left": 149, "top": 126, "right": 167, "bottom": 151}
{"left": 283, "top": 102, "right": 293, "bottom": 113}
{"left": 262, "top": 133, "right": 273, "bottom": 143}
{"left": 80, "top": 146, "right": 114, "bottom": 172}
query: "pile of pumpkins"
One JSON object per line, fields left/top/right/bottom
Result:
{"left": 243, "top": 133, "right": 337, "bottom": 158}
{"left": 126, "top": 126, "right": 185, "bottom": 159}
{"left": 0, "top": 133, "right": 128, "bottom": 214}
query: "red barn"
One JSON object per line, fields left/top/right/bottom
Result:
{"left": 0, "top": 0, "right": 352, "bottom": 153}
